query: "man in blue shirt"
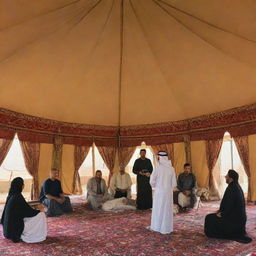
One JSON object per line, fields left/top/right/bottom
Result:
{"left": 39, "top": 169, "right": 73, "bottom": 217}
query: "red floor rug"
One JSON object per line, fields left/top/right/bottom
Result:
{"left": 0, "top": 197, "right": 255, "bottom": 256}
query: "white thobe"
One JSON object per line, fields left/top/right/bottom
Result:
{"left": 150, "top": 160, "right": 177, "bottom": 234}
{"left": 21, "top": 212, "right": 47, "bottom": 243}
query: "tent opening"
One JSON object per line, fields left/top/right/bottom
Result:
{"left": 213, "top": 132, "right": 248, "bottom": 198}
{"left": 78, "top": 143, "right": 110, "bottom": 195}
{"left": 0, "top": 134, "right": 32, "bottom": 203}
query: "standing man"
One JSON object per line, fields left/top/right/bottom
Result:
{"left": 110, "top": 166, "right": 132, "bottom": 198}
{"left": 132, "top": 149, "right": 153, "bottom": 210}
{"left": 176, "top": 163, "right": 197, "bottom": 211}
{"left": 39, "top": 169, "right": 73, "bottom": 217}
{"left": 204, "top": 169, "right": 252, "bottom": 243}
{"left": 150, "top": 151, "right": 177, "bottom": 234}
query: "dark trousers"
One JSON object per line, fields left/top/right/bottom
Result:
{"left": 43, "top": 197, "right": 73, "bottom": 217}
{"left": 114, "top": 190, "right": 127, "bottom": 198}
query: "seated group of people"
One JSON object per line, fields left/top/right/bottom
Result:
{"left": 0, "top": 157, "right": 252, "bottom": 245}
{"left": 0, "top": 169, "right": 73, "bottom": 243}
{"left": 87, "top": 168, "right": 136, "bottom": 211}
{"left": 0, "top": 167, "right": 135, "bottom": 243}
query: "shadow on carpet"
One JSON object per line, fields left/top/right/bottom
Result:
{"left": 0, "top": 197, "right": 255, "bottom": 256}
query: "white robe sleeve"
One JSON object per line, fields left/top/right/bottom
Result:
{"left": 150, "top": 169, "right": 158, "bottom": 189}
{"left": 171, "top": 167, "right": 177, "bottom": 189}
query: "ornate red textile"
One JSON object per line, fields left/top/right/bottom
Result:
{"left": 96, "top": 145, "right": 117, "bottom": 185}
{"left": 0, "top": 137, "right": 14, "bottom": 166}
{"left": 1, "top": 104, "right": 256, "bottom": 146}
{"left": 73, "top": 145, "right": 91, "bottom": 194}
{"left": 206, "top": 139, "right": 223, "bottom": 198}
{"left": 151, "top": 144, "right": 174, "bottom": 163}
{"left": 233, "top": 136, "right": 251, "bottom": 201}
{"left": 118, "top": 146, "right": 137, "bottom": 168}
{"left": 19, "top": 140, "right": 40, "bottom": 200}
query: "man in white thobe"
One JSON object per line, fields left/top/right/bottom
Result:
{"left": 150, "top": 151, "right": 177, "bottom": 234}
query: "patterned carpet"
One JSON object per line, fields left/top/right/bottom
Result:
{"left": 0, "top": 197, "right": 255, "bottom": 256}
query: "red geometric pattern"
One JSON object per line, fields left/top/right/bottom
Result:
{"left": 1, "top": 103, "right": 256, "bottom": 146}
{"left": 0, "top": 198, "right": 255, "bottom": 256}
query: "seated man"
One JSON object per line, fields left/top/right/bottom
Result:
{"left": 204, "top": 169, "right": 252, "bottom": 244}
{"left": 39, "top": 168, "right": 73, "bottom": 217}
{"left": 110, "top": 166, "right": 132, "bottom": 198}
{"left": 176, "top": 163, "right": 197, "bottom": 211}
{"left": 87, "top": 170, "right": 112, "bottom": 210}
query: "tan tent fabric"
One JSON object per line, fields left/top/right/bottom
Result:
{"left": 248, "top": 135, "right": 256, "bottom": 201}
{"left": 191, "top": 141, "right": 209, "bottom": 188}
{"left": 38, "top": 143, "right": 53, "bottom": 190}
{"left": 61, "top": 144, "right": 75, "bottom": 194}
{"left": 173, "top": 142, "right": 186, "bottom": 176}
{"left": 0, "top": 0, "right": 256, "bottom": 126}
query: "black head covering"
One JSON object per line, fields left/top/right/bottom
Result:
{"left": 228, "top": 169, "right": 239, "bottom": 183}
{"left": 8, "top": 177, "right": 24, "bottom": 196}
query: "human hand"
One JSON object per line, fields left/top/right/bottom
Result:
{"left": 56, "top": 197, "right": 65, "bottom": 204}
{"left": 37, "top": 204, "right": 45, "bottom": 212}
{"left": 216, "top": 212, "right": 221, "bottom": 218}
{"left": 145, "top": 173, "right": 151, "bottom": 177}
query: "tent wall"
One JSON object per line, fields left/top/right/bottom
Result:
{"left": 249, "top": 135, "right": 256, "bottom": 201}
{"left": 173, "top": 142, "right": 186, "bottom": 176}
{"left": 191, "top": 140, "right": 209, "bottom": 188}
{"left": 61, "top": 145, "right": 75, "bottom": 194}
{"left": 38, "top": 143, "right": 53, "bottom": 191}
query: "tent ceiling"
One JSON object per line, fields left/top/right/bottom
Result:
{"left": 0, "top": 0, "right": 256, "bottom": 126}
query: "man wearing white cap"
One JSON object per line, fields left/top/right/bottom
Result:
{"left": 150, "top": 151, "right": 177, "bottom": 234}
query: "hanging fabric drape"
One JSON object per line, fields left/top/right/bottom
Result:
{"left": 0, "top": 137, "right": 14, "bottom": 166}
{"left": 97, "top": 146, "right": 117, "bottom": 185}
{"left": 73, "top": 145, "right": 91, "bottom": 194}
{"left": 206, "top": 138, "right": 223, "bottom": 199}
{"left": 118, "top": 146, "right": 137, "bottom": 168}
{"left": 151, "top": 144, "right": 174, "bottom": 163}
{"left": 20, "top": 141, "right": 40, "bottom": 200}
{"left": 233, "top": 136, "right": 251, "bottom": 201}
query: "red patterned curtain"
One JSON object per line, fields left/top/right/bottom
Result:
{"left": 233, "top": 136, "right": 251, "bottom": 201}
{"left": 97, "top": 146, "right": 117, "bottom": 185}
{"left": 119, "top": 146, "right": 137, "bottom": 168}
{"left": 0, "top": 138, "right": 13, "bottom": 166}
{"left": 20, "top": 141, "right": 40, "bottom": 200}
{"left": 73, "top": 145, "right": 91, "bottom": 194}
{"left": 151, "top": 144, "right": 174, "bottom": 163}
{"left": 206, "top": 139, "right": 223, "bottom": 198}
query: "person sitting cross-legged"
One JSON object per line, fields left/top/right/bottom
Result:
{"left": 110, "top": 166, "right": 132, "bottom": 199}
{"left": 1, "top": 177, "right": 47, "bottom": 243}
{"left": 176, "top": 163, "right": 197, "bottom": 211}
{"left": 204, "top": 169, "right": 252, "bottom": 244}
{"left": 87, "top": 170, "right": 112, "bottom": 210}
{"left": 39, "top": 169, "right": 73, "bottom": 217}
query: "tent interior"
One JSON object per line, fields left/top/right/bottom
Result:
{"left": 0, "top": 0, "right": 256, "bottom": 255}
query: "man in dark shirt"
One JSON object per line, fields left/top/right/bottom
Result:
{"left": 39, "top": 169, "right": 73, "bottom": 217}
{"left": 176, "top": 163, "right": 197, "bottom": 211}
{"left": 204, "top": 169, "right": 252, "bottom": 243}
{"left": 132, "top": 149, "right": 153, "bottom": 210}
